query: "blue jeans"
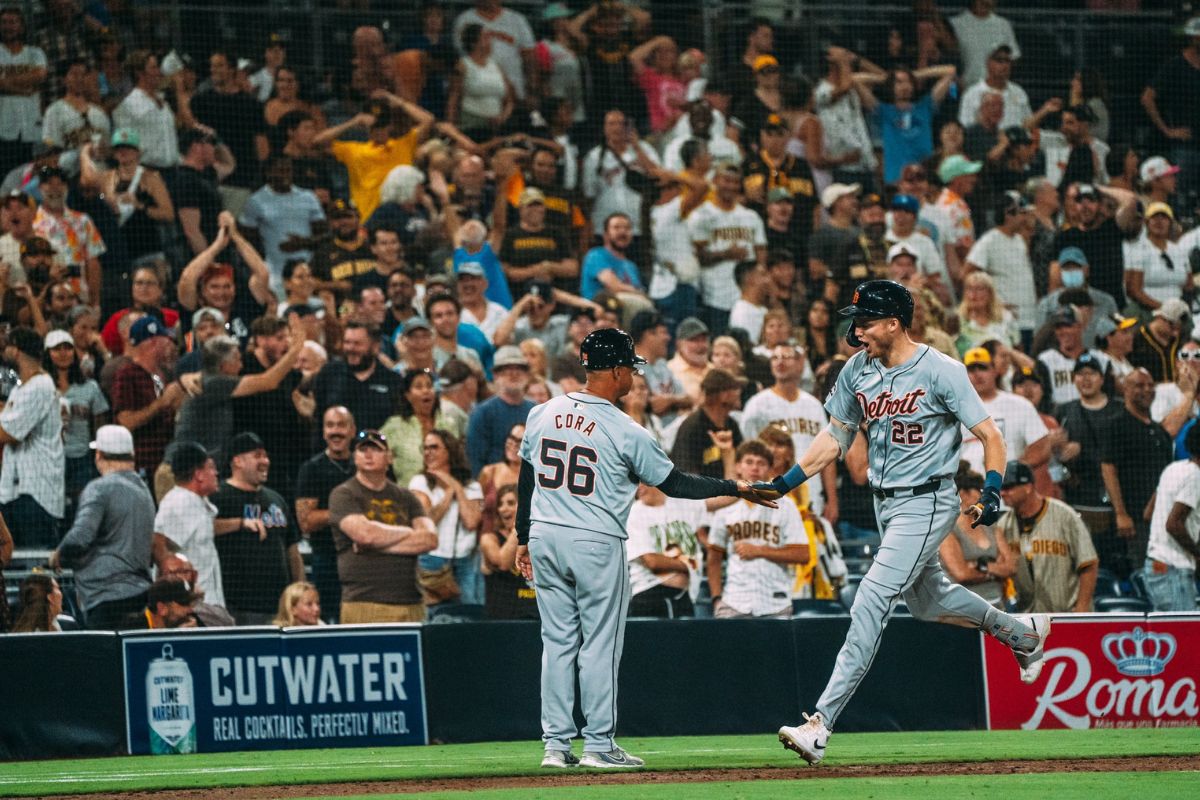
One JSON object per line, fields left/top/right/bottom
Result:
{"left": 419, "top": 552, "right": 484, "bottom": 606}
{"left": 837, "top": 519, "right": 879, "bottom": 544}
{"left": 1142, "top": 561, "right": 1195, "bottom": 612}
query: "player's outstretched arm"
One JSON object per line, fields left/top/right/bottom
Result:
{"left": 752, "top": 426, "right": 844, "bottom": 499}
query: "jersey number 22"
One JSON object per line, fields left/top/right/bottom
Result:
{"left": 890, "top": 421, "right": 924, "bottom": 445}
{"left": 537, "top": 439, "right": 598, "bottom": 496}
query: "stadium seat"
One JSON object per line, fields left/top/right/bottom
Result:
{"left": 427, "top": 604, "right": 487, "bottom": 624}
{"left": 792, "top": 599, "right": 849, "bottom": 617}
{"left": 1093, "top": 597, "right": 1152, "bottom": 614}
{"left": 1093, "top": 568, "right": 1122, "bottom": 598}
{"left": 838, "top": 576, "right": 862, "bottom": 612}
{"left": 1129, "top": 570, "right": 1148, "bottom": 599}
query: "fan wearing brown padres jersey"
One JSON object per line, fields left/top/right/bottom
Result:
{"left": 997, "top": 460, "right": 1098, "bottom": 613}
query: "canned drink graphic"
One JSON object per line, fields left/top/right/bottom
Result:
{"left": 146, "top": 644, "right": 197, "bottom": 754}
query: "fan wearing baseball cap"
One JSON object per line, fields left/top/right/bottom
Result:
{"left": 48, "top": 425, "right": 159, "bottom": 630}
{"left": 1130, "top": 298, "right": 1188, "bottom": 383}
{"left": 210, "top": 432, "right": 303, "bottom": 625}
{"left": 1052, "top": 180, "right": 1140, "bottom": 307}
{"left": 1124, "top": 201, "right": 1189, "bottom": 315}
{"left": 965, "top": 190, "right": 1037, "bottom": 346}
{"left": 0, "top": 327, "right": 64, "bottom": 549}
{"left": 935, "top": 154, "right": 982, "bottom": 261}
{"left": 885, "top": 193, "right": 948, "bottom": 301}
{"left": 1139, "top": 156, "right": 1180, "bottom": 205}
{"left": 121, "top": 578, "right": 201, "bottom": 629}
{"left": 1034, "top": 247, "right": 1119, "bottom": 345}
{"left": 811, "top": 184, "right": 861, "bottom": 307}
{"left": 742, "top": 113, "right": 818, "bottom": 239}
{"left": 997, "top": 459, "right": 1099, "bottom": 614}
{"left": 111, "top": 316, "right": 187, "bottom": 476}
{"left": 327, "top": 428, "right": 437, "bottom": 623}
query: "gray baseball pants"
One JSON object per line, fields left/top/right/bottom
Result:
{"left": 529, "top": 525, "right": 630, "bottom": 753}
{"left": 815, "top": 484, "right": 997, "bottom": 728}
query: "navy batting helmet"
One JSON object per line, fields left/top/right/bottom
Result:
{"left": 839, "top": 280, "right": 914, "bottom": 347}
{"left": 579, "top": 328, "right": 647, "bottom": 370}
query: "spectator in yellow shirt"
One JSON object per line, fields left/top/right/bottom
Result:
{"left": 314, "top": 91, "right": 435, "bottom": 219}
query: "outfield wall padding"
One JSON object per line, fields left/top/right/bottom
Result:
{"left": 0, "top": 632, "right": 125, "bottom": 759}
{"left": 422, "top": 617, "right": 982, "bottom": 742}
{"left": 0, "top": 618, "right": 982, "bottom": 758}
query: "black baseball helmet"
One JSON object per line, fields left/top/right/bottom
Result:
{"left": 840, "top": 280, "right": 914, "bottom": 347}
{"left": 579, "top": 328, "right": 647, "bottom": 371}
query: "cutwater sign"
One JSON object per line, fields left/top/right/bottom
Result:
{"left": 123, "top": 627, "right": 428, "bottom": 754}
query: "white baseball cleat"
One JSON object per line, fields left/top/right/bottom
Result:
{"left": 1013, "top": 614, "right": 1052, "bottom": 684}
{"left": 778, "top": 712, "right": 830, "bottom": 765}
{"left": 541, "top": 749, "right": 580, "bottom": 768}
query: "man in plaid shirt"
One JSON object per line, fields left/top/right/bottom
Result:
{"left": 111, "top": 317, "right": 186, "bottom": 481}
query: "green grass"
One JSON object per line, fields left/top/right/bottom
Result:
{"left": 0, "top": 729, "right": 1196, "bottom": 797}
{"left": 306, "top": 772, "right": 1200, "bottom": 800}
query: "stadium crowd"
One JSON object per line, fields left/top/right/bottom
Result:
{"left": 2, "top": 0, "right": 1200, "bottom": 632}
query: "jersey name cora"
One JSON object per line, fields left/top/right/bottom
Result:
{"left": 855, "top": 388, "right": 926, "bottom": 421}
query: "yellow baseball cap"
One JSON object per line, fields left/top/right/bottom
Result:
{"left": 963, "top": 347, "right": 992, "bottom": 367}
{"left": 1145, "top": 201, "right": 1175, "bottom": 220}
{"left": 753, "top": 55, "right": 780, "bottom": 72}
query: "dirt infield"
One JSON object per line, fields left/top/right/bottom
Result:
{"left": 21, "top": 755, "right": 1196, "bottom": 799}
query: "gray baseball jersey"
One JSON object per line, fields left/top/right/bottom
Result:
{"left": 824, "top": 345, "right": 989, "bottom": 489}
{"left": 521, "top": 392, "right": 675, "bottom": 539}
{"left": 522, "top": 390, "right": 677, "bottom": 755}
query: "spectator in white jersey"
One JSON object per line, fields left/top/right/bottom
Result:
{"left": 688, "top": 162, "right": 767, "bottom": 335}
{"left": 1037, "top": 306, "right": 1092, "bottom": 407}
{"left": 740, "top": 344, "right": 837, "bottom": 519}
{"left": 707, "top": 440, "right": 809, "bottom": 619}
{"left": 625, "top": 482, "right": 706, "bottom": 619}
{"left": 961, "top": 346, "right": 1051, "bottom": 484}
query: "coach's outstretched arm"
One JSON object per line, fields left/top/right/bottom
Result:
{"left": 656, "top": 469, "right": 778, "bottom": 507}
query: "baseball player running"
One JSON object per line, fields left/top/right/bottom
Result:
{"left": 753, "top": 280, "right": 1051, "bottom": 765}
{"left": 516, "top": 328, "right": 775, "bottom": 769}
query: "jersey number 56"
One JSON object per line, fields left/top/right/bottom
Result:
{"left": 537, "top": 439, "right": 598, "bottom": 496}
